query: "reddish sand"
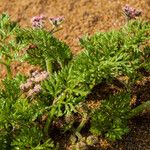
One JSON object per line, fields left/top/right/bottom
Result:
{"left": 0, "top": 0, "right": 149, "bottom": 53}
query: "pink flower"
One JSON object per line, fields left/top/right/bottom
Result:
{"left": 49, "top": 16, "right": 64, "bottom": 27}
{"left": 33, "top": 84, "right": 42, "bottom": 93}
{"left": 31, "top": 70, "right": 40, "bottom": 77}
{"left": 41, "top": 71, "right": 49, "bottom": 79}
{"left": 27, "top": 84, "right": 41, "bottom": 97}
{"left": 27, "top": 89, "right": 35, "bottom": 97}
{"left": 123, "top": 5, "right": 142, "bottom": 20}
{"left": 20, "top": 70, "right": 48, "bottom": 97}
{"left": 20, "top": 81, "right": 33, "bottom": 92}
{"left": 31, "top": 15, "right": 45, "bottom": 28}
{"left": 32, "top": 71, "right": 49, "bottom": 83}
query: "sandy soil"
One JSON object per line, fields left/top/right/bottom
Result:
{"left": 0, "top": 0, "right": 150, "bottom": 53}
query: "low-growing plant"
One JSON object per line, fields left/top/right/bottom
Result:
{"left": 0, "top": 13, "right": 24, "bottom": 78}
{"left": 90, "top": 92, "right": 150, "bottom": 141}
{"left": 0, "top": 10, "right": 149, "bottom": 149}
{"left": 42, "top": 19, "right": 150, "bottom": 137}
{"left": 0, "top": 75, "right": 55, "bottom": 149}
{"left": 16, "top": 18, "right": 72, "bottom": 75}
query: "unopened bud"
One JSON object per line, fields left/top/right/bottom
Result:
{"left": 49, "top": 16, "right": 64, "bottom": 27}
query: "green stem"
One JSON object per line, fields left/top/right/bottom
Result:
{"left": 45, "top": 59, "right": 53, "bottom": 75}
{"left": 44, "top": 106, "right": 56, "bottom": 137}
{"left": 49, "top": 27, "right": 63, "bottom": 34}
{"left": 129, "top": 101, "right": 150, "bottom": 118}
{"left": 76, "top": 113, "right": 88, "bottom": 133}
{"left": 44, "top": 90, "right": 67, "bottom": 137}
{"left": 0, "top": 60, "right": 12, "bottom": 79}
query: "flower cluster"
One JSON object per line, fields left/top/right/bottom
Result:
{"left": 20, "top": 70, "right": 49, "bottom": 97}
{"left": 31, "top": 15, "right": 64, "bottom": 28}
{"left": 49, "top": 16, "right": 64, "bottom": 27}
{"left": 123, "top": 5, "right": 142, "bottom": 20}
{"left": 31, "top": 15, "right": 45, "bottom": 28}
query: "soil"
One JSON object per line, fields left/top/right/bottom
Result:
{"left": 0, "top": 0, "right": 150, "bottom": 149}
{"left": 0, "top": 0, "right": 150, "bottom": 53}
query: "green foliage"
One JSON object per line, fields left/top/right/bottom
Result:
{"left": 0, "top": 75, "right": 23, "bottom": 149}
{"left": 0, "top": 76, "right": 54, "bottom": 149}
{"left": 0, "top": 13, "right": 17, "bottom": 37}
{"left": 0, "top": 13, "right": 24, "bottom": 78}
{"left": 0, "top": 75, "right": 25, "bottom": 99}
{"left": 90, "top": 92, "right": 150, "bottom": 141}
{"left": 11, "top": 126, "right": 54, "bottom": 150}
{"left": 0, "top": 12, "right": 149, "bottom": 149}
{"left": 42, "top": 20, "right": 150, "bottom": 143}
{"left": 16, "top": 28, "right": 72, "bottom": 72}
{"left": 80, "top": 20, "right": 150, "bottom": 77}
{"left": 90, "top": 93, "right": 131, "bottom": 141}
{"left": 42, "top": 20, "right": 149, "bottom": 127}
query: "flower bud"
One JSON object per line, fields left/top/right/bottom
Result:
{"left": 123, "top": 5, "right": 142, "bottom": 20}
{"left": 27, "top": 89, "right": 34, "bottom": 97}
{"left": 49, "top": 16, "right": 64, "bottom": 27}
{"left": 31, "top": 15, "right": 45, "bottom": 28}
{"left": 20, "top": 81, "right": 33, "bottom": 92}
{"left": 33, "top": 84, "right": 42, "bottom": 93}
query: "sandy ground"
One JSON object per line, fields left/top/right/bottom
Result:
{"left": 0, "top": 0, "right": 149, "bottom": 53}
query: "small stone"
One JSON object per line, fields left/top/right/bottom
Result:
{"left": 75, "top": 141, "right": 88, "bottom": 150}
{"left": 86, "top": 135, "right": 99, "bottom": 146}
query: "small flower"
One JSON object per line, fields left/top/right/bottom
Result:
{"left": 123, "top": 5, "right": 142, "bottom": 20}
{"left": 33, "top": 76, "right": 43, "bottom": 83}
{"left": 49, "top": 16, "right": 64, "bottom": 27}
{"left": 31, "top": 15, "right": 45, "bottom": 28}
{"left": 20, "top": 70, "right": 48, "bottom": 97}
{"left": 20, "top": 81, "right": 33, "bottom": 92}
{"left": 33, "top": 71, "right": 49, "bottom": 83}
{"left": 33, "top": 84, "right": 42, "bottom": 93}
{"left": 27, "top": 84, "right": 41, "bottom": 97}
{"left": 27, "top": 89, "right": 35, "bottom": 97}
{"left": 31, "top": 70, "right": 40, "bottom": 77}
{"left": 41, "top": 71, "right": 49, "bottom": 79}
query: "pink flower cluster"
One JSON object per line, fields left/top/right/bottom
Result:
{"left": 31, "top": 15, "right": 64, "bottom": 28}
{"left": 27, "top": 84, "right": 42, "bottom": 97}
{"left": 123, "top": 5, "right": 142, "bottom": 20}
{"left": 49, "top": 16, "right": 64, "bottom": 27}
{"left": 31, "top": 15, "right": 45, "bottom": 28}
{"left": 20, "top": 70, "right": 49, "bottom": 97}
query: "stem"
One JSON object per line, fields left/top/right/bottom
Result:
{"left": 129, "top": 101, "right": 150, "bottom": 118}
{"left": 0, "top": 60, "right": 12, "bottom": 79}
{"left": 49, "top": 27, "right": 63, "bottom": 34}
{"left": 44, "top": 90, "right": 67, "bottom": 137}
{"left": 76, "top": 113, "right": 88, "bottom": 133}
{"left": 45, "top": 59, "right": 53, "bottom": 76}
{"left": 6, "top": 64, "right": 12, "bottom": 79}
{"left": 44, "top": 106, "right": 56, "bottom": 137}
